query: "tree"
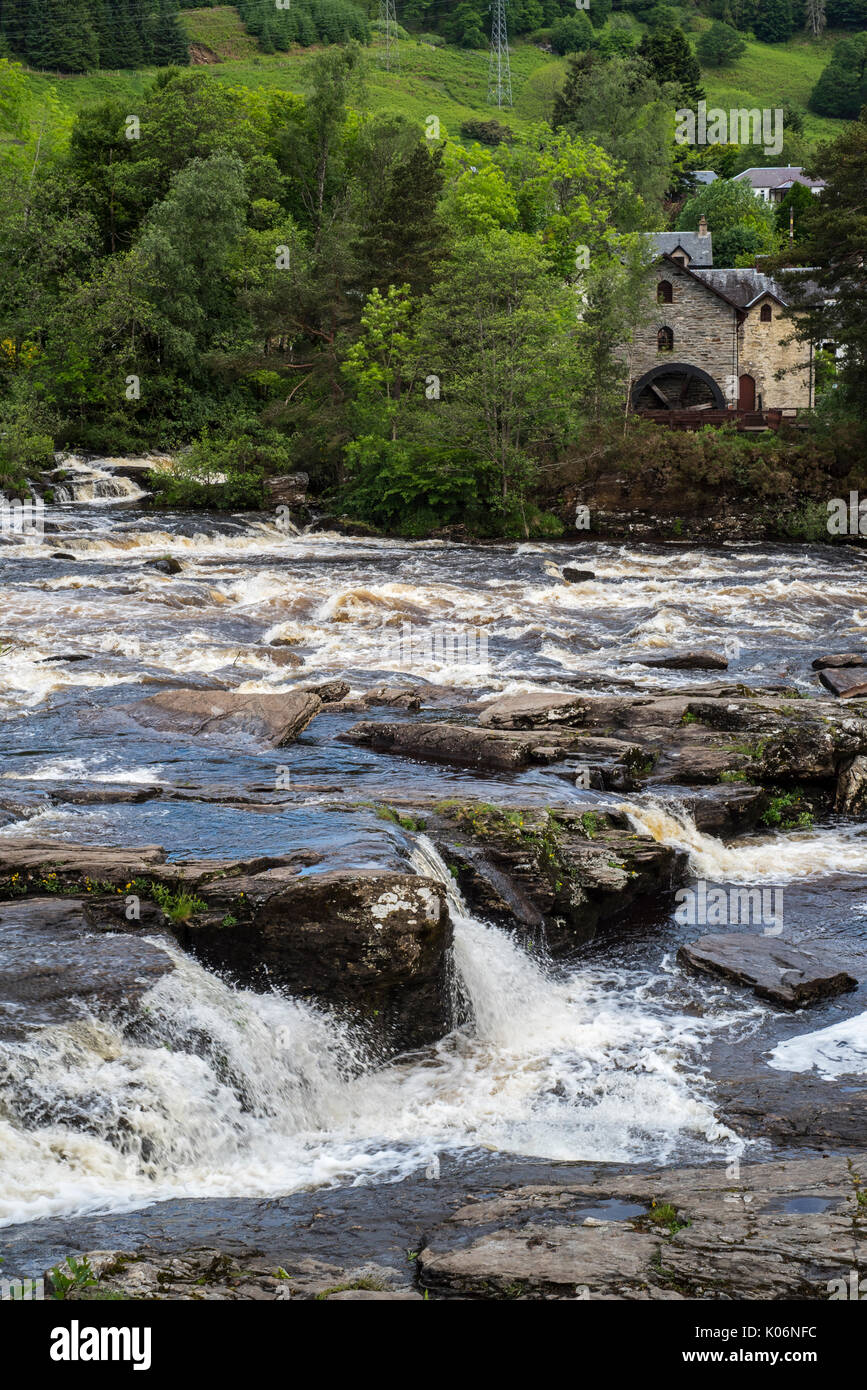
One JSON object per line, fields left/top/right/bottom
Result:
{"left": 773, "top": 179, "right": 816, "bottom": 241}
{"left": 357, "top": 142, "right": 445, "bottom": 296}
{"left": 809, "top": 34, "right": 867, "bottom": 118}
{"left": 414, "top": 230, "right": 585, "bottom": 527}
{"left": 753, "top": 0, "right": 795, "bottom": 41}
{"left": 676, "top": 178, "right": 778, "bottom": 266}
{"left": 696, "top": 21, "right": 747, "bottom": 66}
{"left": 777, "top": 110, "right": 867, "bottom": 415}
{"left": 550, "top": 13, "right": 593, "bottom": 55}
{"left": 805, "top": 0, "right": 827, "bottom": 36}
{"left": 639, "top": 26, "right": 704, "bottom": 103}
{"left": 553, "top": 54, "right": 677, "bottom": 212}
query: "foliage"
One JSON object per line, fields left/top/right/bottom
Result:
{"left": 147, "top": 426, "right": 291, "bottom": 508}
{"left": 677, "top": 177, "right": 778, "bottom": 266}
{"left": 696, "top": 20, "right": 747, "bottom": 67}
{"left": 809, "top": 33, "right": 867, "bottom": 119}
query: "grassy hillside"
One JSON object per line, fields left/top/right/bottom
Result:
{"left": 693, "top": 21, "right": 846, "bottom": 143}
{"left": 17, "top": 6, "right": 850, "bottom": 151}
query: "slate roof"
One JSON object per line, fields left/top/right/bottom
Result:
{"left": 692, "top": 267, "right": 825, "bottom": 310}
{"left": 647, "top": 230, "right": 713, "bottom": 267}
{"left": 733, "top": 166, "right": 825, "bottom": 192}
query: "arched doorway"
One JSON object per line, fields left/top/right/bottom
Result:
{"left": 631, "top": 363, "right": 727, "bottom": 412}
{"left": 738, "top": 374, "right": 756, "bottom": 410}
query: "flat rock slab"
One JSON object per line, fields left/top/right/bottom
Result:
{"left": 0, "top": 898, "right": 173, "bottom": 1041}
{"left": 119, "top": 688, "right": 322, "bottom": 745}
{"left": 812, "top": 654, "right": 867, "bottom": 670}
{"left": 637, "top": 650, "right": 728, "bottom": 671}
{"left": 678, "top": 933, "right": 857, "bottom": 1007}
{"left": 478, "top": 692, "right": 589, "bottom": 728}
{"left": 818, "top": 666, "right": 867, "bottom": 699}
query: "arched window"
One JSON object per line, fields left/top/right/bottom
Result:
{"left": 760, "top": 304, "right": 772, "bottom": 322}
{"left": 657, "top": 280, "right": 673, "bottom": 304}
{"left": 657, "top": 326, "right": 674, "bottom": 352}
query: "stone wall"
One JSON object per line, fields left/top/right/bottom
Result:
{"left": 738, "top": 296, "right": 812, "bottom": 410}
{"left": 632, "top": 262, "right": 737, "bottom": 402}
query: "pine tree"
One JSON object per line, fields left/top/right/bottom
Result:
{"left": 639, "top": 26, "right": 705, "bottom": 104}
{"left": 754, "top": 0, "right": 795, "bottom": 42}
{"left": 25, "top": 0, "right": 55, "bottom": 69}
{"left": 359, "top": 144, "right": 445, "bottom": 296}
{"left": 148, "top": 1, "right": 190, "bottom": 67}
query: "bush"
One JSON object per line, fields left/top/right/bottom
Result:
{"left": 148, "top": 427, "right": 293, "bottom": 510}
{"left": 0, "top": 409, "right": 55, "bottom": 496}
{"left": 550, "top": 12, "right": 593, "bottom": 54}
{"left": 459, "top": 118, "right": 516, "bottom": 145}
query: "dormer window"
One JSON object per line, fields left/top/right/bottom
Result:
{"left": 657, "top": 280, "right": 673, "bottom": 304}
{"left": 671, "top": 251, "right": 687, "bottom": 264}
{"left": 657, "top": 327, "right": 674, "bottom": 352}
{"left": 760, "top": 304, "right": 772, "bottom": 322}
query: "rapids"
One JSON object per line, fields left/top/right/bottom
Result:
{"left": 1, "top": 461, "right": 866, "bottom": 1225}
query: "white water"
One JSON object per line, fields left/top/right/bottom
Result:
{"left": 0, "top": 838, "right": 744, "bottom": 1226}
{"left": 768, "top": 1013, "right": 867, "bottom": 1078}
{"left": 624, "top": 799, "right": 867, "bottom": 882}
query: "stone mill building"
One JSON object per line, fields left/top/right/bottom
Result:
{"left": 630, "top": 217, "right": 817, "bottom": 420}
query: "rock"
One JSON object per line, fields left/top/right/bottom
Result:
{"left": 264, "top": 473, "right": 309, "bottom": 509}
{"left": 429, "top": 802, "right": 687, "bottom": 948}
{"left": 264, "top": 648, "right": 303, "bottom": 669}
{"left": 39, "top": 652, "right": 91, "bottom": 663}
{"left": 812, "top": 654, "right": 867, "bottom": 670}
{"left": 119, "top": 688, "right": 322, "bottom": 746}
{"left": 49, "top": 551, "right": 77, "bottom": 561}
{"left": 146, "top": 556, "right": 182, "bottom": 576}
{"left": 0, "top": 898, "right": 173, "bottom": 1041}
{"left": 561, "top": 567, "right": 595, "bottom": 583}
{"left": 478, "top": 692, "right": 589, "bottom": 728}
{"left": 345, "top": 720, "right": 546, "bottom": 772}
{"left": 171, "top": 870, "right": 452, "bottom": 1052}
{"left": 818, "top": 666, "right": 867, "bottom": 699}
{"left": 836, "top": 754, "right": 867, "bottom": 815}
{"left": 638, "top": 651, "right": 728, "bottom": 671}
{"left": 677, "top": 933, "right": 858, "bottom": 1007}
{"left": 418, "top": 1154, "right": 867, "bottom": 1299}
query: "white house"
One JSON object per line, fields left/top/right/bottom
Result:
{"left": 732, "top": 167, "right": 826, "bottom": 204}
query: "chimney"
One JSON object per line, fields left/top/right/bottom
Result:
{"left": 698, "top": 215, "right": 708, "bottom": 237}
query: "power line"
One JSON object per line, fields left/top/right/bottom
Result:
{"left": 487, "top": 0, "right": 511, "bottom": 109}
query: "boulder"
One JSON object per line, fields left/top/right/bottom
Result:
{"left": 638, "top": 651, "right": 728, "bottom": 671}
{"left": 677, "top": 933, "right": 857, "bottom": 1007}
{"left": 345, "top": 720, "right": 545, "bottom": 771}
{"left": 172, "top": 869, "right": 452, "bottom": 1051}
{"left": 561, "top": 567, "right": 595, "bottom": 583}
{"left": 146, "top": 556, "right": 182, "bottom": 576}
{"left": 818, "top": 666, "right": 867, "bottom": 699}
{"left": 478, "top": 692, "right": 588, "bottom": 729}
{"left": 265, "top": 473, "right": 309, "bottom": 509}
{"left": 811, "top": 654, "right": 867, "bottom": 671}
{"left": 836, "top": 754, "right": 867, "bottom": 816}
{"left": 119, "top": 688, "right": 322, "bottom": 746}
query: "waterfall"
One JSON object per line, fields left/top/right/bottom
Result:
{"left": 622, "top": 797, "right": 867, "bottom": 882}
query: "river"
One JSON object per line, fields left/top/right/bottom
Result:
{"left": 1, "top": 457, "right": 866, "bottom": 1230}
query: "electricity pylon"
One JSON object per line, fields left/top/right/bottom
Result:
{"left": 379, "top": 0, "right": 399, "bottom": 70}
{"left": 487, "top": 0, "right": 512, "bottom": 108}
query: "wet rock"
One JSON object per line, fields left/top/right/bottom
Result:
{"left": 679, "top": 784, "right": 768, "bottom": 834}
{"left": 818, "top": 666, "right": 867, "bottom": 699}
{"left": 561, "top": 567, "right": 595, "bottom": 584}
{"left": 836, "top": 754, "right": 867, "bottom": 816}
{"left": 418, "top": 1154, "right": 867, "bottom": 1299}
{"left": 47, "top": 1247, "right": 418, "bottom": 1302}
{"left": 811, "top": 654, "right": 867, "bottom": 670}
{"left": 145, "top": 556, "right": 183, "bottom": 576}
{"left": 119, "top": 688, "right": 323, "bottom": 746}
{"left": 677, "top": 933, "right": 858, "bottom": 1007}
{"left": 429, "top": 803, "right": 687, "bottom": 948}
{"left": 39, "top": 652, "right": 91, "bottom": 663}
{"left": 478, "top": 692, "right": 589, "bottom": 728}
{"left": 0, "top": 898, "right": 173, "bottom": 1041}
{"left": 638, "top": 651, "right": 728, "bottom": 671}
{"left": 264, "top": 473, "right": 309, "bottom": 509}
{"left": 171, "top": 870, "right": 452, "bottom": 1052}
{"left": 345, "top": 720, "right": 554, "bottom": 772}
{"left": 49, "top": 552, "right": 78, "bottom": 561}
{"left": 265, "top": 648, "right": 303, "bottom": 669}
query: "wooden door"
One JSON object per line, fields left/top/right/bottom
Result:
{"left": 738, "top": 374, "right": 756, "bottom": 410}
